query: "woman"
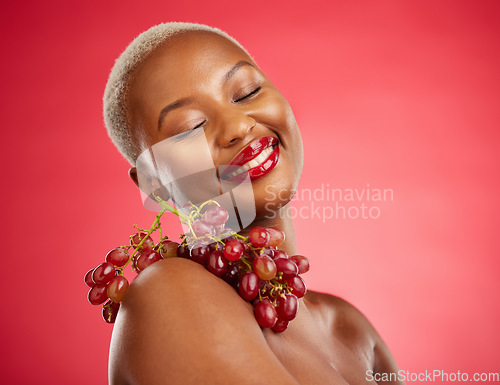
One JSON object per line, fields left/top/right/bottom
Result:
{"left": 104, "top": 22, "right": 403, "bottom": 385}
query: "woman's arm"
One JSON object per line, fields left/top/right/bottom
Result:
{"left": 109, "top": 257, "right": 302, "bottom": 385}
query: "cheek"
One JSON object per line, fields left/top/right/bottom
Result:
{"left": 256, "top": 94, "right": 303, "bottom": 154}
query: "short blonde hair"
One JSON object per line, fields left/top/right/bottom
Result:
{"left": 103, "top": 22, "right": 250, "bottom": 165}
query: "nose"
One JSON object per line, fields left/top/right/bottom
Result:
{"left": 214, "top": 108, "right": 255, "bottom": 148}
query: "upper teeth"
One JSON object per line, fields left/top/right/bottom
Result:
{"left": 225, "top": 146, "right": 275, "bottom": 179}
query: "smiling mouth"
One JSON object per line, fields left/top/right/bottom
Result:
{"left": 219, "top": 136, "right": 280, "bottom": 182}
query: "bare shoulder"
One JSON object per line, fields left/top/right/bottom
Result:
{"left": 304, "top": 290, "right": 378, "bottom": 349}
{"left": 109, "top": 258, "right": 301, "bottom": 385}
{"left": 304, "top": 290, "right": 403, "bottom": 383}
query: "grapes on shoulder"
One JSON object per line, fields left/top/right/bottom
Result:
{"left": 84, "top": 199, "right": 310, "bottom": 332}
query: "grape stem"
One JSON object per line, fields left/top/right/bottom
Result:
{"left": 120, "top": 198, "right": 188, "bottom": 272}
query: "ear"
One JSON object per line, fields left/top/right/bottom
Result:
{"left": 129, "top": 167, "right": 140, "bottom": 188}
{"left": 129, "top": 167, "right": 171, "bottom": 202}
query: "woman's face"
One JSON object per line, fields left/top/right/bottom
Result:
{"left": 127, "top": 31, "right": 303, "bottom": 219}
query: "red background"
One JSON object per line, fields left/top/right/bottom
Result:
{"left": 1, "top": 1, "right": 499, "bottom": 383}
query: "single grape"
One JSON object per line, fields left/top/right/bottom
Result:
{"left": 191, "top": 220, "right": 216, "bottom": 238}
{"left": 273, "top": 250, "right": 288, "bottom": 259}
{"left": 84, "top": 268, "right": 96, "bottom": 287}
{"left": 177, "top": 244, "right": 190, "bottom": 258}
{"left": 92, "top": 262, "right": 116, "bottom": 285}
{"left": 107, "top": 276, "right": 129, "bottom": 303}
{"left": 238, "top": 272, "right": 260, "bottom": 301}
{"left": 276, "top": 293, "right": 298, "bottom": 321}
{"left": 206, "top": 250, "right": 229, "bottom": 277}
{"left": 159, "top": 240, "right": 179, "bottom": 259}
{"left": 254, "top": 299, "right": 278, "bottom": 328}
{"left": 253, "top": 255, "right": 277, "bottom": 281}
{"left": 274, "top": 257, "right": 298, "bottom": 279}
{"left": 88, "top": 284, "right": 109, "bottom": 305}
{"left": 223, "top": 239, "right": 245, "bottom": 261}
{"left": 134, "top": 250, "right": 162, "bottom": 273}
{"left": 203, "top": 206, "right": 229, "bottom": 226}
{"left": 286, "top": 276, "right": 307, "bottom": 298}
{"left": 251, "top": 297, "right": 262, "bottom": 307}
{"left": 207, "top": 242, "right": 222, "bottom": 252}
{"left": 289, "top": 255, "right": 310, "bottom": 274}
{"left": 105, "top": 247, "right": 130, "bottom": 267}
{"left": 262, "top": 247, "right": 275, "bottom": 259}
{"left": 266, "top": 228, "right": 285, "bottom": 248}
{"left": 271, "top": 318, "right": 290, "bottom": 333}
{"left": 102, "top": 301, "right": 120, "bottom": 324}
{"left": 248, "top": 226, "right": 270, "bottom": 248}
{"left": 131, "top": 232, "right": 154, "bottom": 250}
{"left": 190, "top": 244, "right": 211, "bottom": 264}
{"left": 222, "top": 263, "right": 240, "bottom": 287}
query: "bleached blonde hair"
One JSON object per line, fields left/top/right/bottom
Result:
{"left": 103, "top": 22, "right": 250, "bottom": 165}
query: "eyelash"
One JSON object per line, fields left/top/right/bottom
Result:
{"left": 173, "top": 120, "right": 206, "bottom": 141}
{"left": 234, "top": 86, "right": 261, "bottom": 103}
{"left": 174, "top": 86, "right": 261, "bottom": 139}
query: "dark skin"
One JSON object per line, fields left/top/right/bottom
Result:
{"left": 111, "top": 31, "right": 403, "bottom": 385}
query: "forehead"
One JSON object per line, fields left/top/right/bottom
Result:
{"left": 128, "top": 31, "right": 253, "bottom": 105}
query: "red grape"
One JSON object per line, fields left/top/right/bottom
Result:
{"left": 134, "top": 250, "right": 162, "bottom": 273}
{"left": 253, "top": 255, "right": 277, "bottom": 281}
{"left": 286, "top": 276, "right": 307, "bottom": 298}
{"left": 254, "top": 299, "right": 278, "bottom": 328}
{"left": 206, "top": 251, "right": 229, "bottom": 277}
{"left": 276, "top": 293, "right": 298, "bottom": 321}
{"left": 88, "top": 284, "right": 109, "bottom": 305}
{"left": 131, "top": 232, "right": 154, "bottom": 250}
{"left": 177, "top": 244, "right": 190, "bottom": 258}
{"left": 271, "top": 318, "right": 289, "bottom": 333}
{"left": 239, "top": 272, "right": 259, "bottom": 301}
{"left": 266, "top": 228, "right": 285, "bottom": 247}
{"left": 209, "top": 242, "right": 224, "bottom": 252}
{"left": 107, "top": 276, "right": 129, "bottom": 302}
{"left": 273, "top": 250, "right": 288, "bottom": 259}
{"left": 190, "top": 244, "right": 210, "bottom": 264}
{"left": 102, "top": 301, "right": 120, "bottom": 324}
{"left": 262, "top": 247, "right": 275, "bottom": 259}
{"left": 159, "top": 240, "right": 179, "bottom": 259}
{"left": 203, "top": 206, "right": 229, "bottom": 226}
{"left": 274, "top": 257, "right": 298, "bottom": 279}
{"left": 84, "top": 268, "right": 96, "bottom": 287}
{"left": 248, "top": 226, "right": 270, "bottom": 248}
{"left": 222, "top": 263, "right": 240, "bottom": 286}
{"left": 105, "top": 247, "right": 129, "bottom": 267}
{"left": 191, "top": 220, "right": 216, "bottom": 238}
{"left": 223, "top": 239, "right": 245, "bottom": 261}
{"left": 289, "top": 255, "right": 310, "bottom": 274}
{"left": 92, "top": 262, "right": 115, "bottom": 285}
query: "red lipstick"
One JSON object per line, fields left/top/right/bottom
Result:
{"left": 219, "top": 136, "right": 279, "bottom": 182}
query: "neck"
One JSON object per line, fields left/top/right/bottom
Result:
{"left": 238, "top": 204, "right": 297, "bottom": 256}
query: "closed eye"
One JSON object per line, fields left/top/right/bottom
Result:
{"left": 234, "top": 86, "right": 261, "bottom": 103}
{"left": 171, "top": 120, "right": 206, "bottom": 142}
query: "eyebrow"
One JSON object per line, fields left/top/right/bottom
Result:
{"left": 157, "top": 60, "right": 256, "bottom": 131}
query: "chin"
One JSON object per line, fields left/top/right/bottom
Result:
{"left": 252, "top": 164, "right": 300, "bottom": 220}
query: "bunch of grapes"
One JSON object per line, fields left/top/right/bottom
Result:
{"left": 84, "top": 199, "right": 310, "bottom": 333}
